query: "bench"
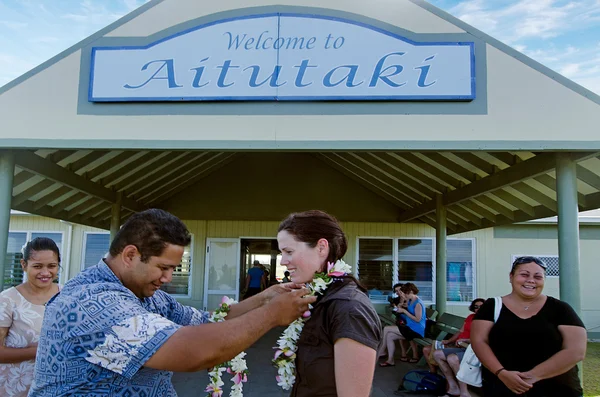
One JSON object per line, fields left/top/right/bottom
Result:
{"left": 413, "top": 312, "right": 466, "bottom": 348}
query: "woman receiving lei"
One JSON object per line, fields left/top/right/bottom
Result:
{"left": 274, "top": 210, "right": 381, "bottom": 397}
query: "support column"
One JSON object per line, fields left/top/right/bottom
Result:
{"left": 435, "top": 194, "right": 447, "bottom": 316}
{"left": 0, "top": 151, "right": 15, "bottom": 291}
{"left": 556, "top": 153, "right": 581, "bottom": 316}
{"left": 110, "top": 191, "right": 122, "bottom": 242}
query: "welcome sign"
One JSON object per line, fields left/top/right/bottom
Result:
{"left": 89, "top": 14, "right": 475, "bottom": 102}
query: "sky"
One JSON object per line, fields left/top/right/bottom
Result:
{"left": 0, "top": 0, "right": 599, "bottom": 95}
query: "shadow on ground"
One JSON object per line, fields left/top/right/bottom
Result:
{"left": 173, "top": 327, "right": 482, "bottom": 397}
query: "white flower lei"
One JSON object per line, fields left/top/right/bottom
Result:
{"left": 206, "top": 297, "right": 249, "bottom": 397}
{"left": 272, "top": 259, "right": 352, "bottom": 390}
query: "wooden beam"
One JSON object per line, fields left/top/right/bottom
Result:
{"left": 451, "top": 152, "right": 496, "bottom": 175}
{"left": 326, "top": 153, "right": 422, "bottom": 207}
{"left": 105, "top": 151, "right": 176, "bottom": 191}
{"left": 340, "top": 153, "right": 436, "bottom": 200}
{"left": 493, "top": 189, "right": 535, "bottom": 216}
{"left": 127, "top": 152, "right": 207, "bottom": 198}
{"left": 457, "top": 201, "right": 496, "bottom": 222}
{"left": 33, "top": 187, "right": 75, "bottom": 210}
{"left": 397, "top": 153, "right": 592, "bottom": 223}
{"left": 51, "top": 192, "right": 88, "bottom": 215}
{"left": 511, "top": 182, "right": 557, "bottom": 212}
{"left": 14, "top": 150, "right": 144, "bottom": 212}
{"left": 149, "top": 153, "right": 240, "bottom": 205}
{"left": 315, "top": 154, "right": 409, "bottom": 210}
{"left": 377, "top": 153, "right": 448, "bottom": 193}
{"left": 473, "top": 195, "right": 515, "bottom": 220}
{"left": 448, "top": 205, "right": 482, "bottom": 226}
{"left": 12, "top": 179, "right": 56, "bottom": 206}
{"left": 535, "top": 174, "right": 586, "bottom": 207}
{"left": 14, "top": 201, "right": 109, "bottom": 230}
{"left": 576, "top": 165, "right": 600, "bottom": 191}
{"left": 422, "top": 153, "right": 476, "bottom": 182}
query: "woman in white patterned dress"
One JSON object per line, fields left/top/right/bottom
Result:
{"left": 0, "top": 237, "right": 61, "bottom": 397}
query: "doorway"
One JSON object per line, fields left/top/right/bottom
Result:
{"left": 240, "top": 238, "right": 285, "bottom": 296}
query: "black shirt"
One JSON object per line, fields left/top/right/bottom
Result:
{"left": 291, "top": 279, "right": 381, "bottom": 397}
{"left": 475, "top": 296, "right": 585, "bottom": 397}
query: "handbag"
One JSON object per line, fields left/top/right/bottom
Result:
{"left": 456, "top": 296, "right": 502, "bottom": 387}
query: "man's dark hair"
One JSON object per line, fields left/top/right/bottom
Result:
{"left": 23, "top": 237, "right": 61, "bottom": 263}
{"left": 109, "top": 209, "right": 191, "bottom": 262}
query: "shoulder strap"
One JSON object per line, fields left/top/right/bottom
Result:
{"left": 493, "top": 296, "right": 502, "bottom": 323}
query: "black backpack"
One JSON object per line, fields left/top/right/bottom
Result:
{"left": 395, "top": 370, "right": 447, "bottom": 396}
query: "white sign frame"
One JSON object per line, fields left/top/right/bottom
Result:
{"left": 89, "top": 13, "right": 476, "bottom": 102}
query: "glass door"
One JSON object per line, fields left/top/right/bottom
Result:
{"left": 204, "top": 238, "right": 240, "bottom": 311}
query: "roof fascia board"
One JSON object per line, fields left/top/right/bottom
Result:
{"left": 409, "top": 0, "right": 600, "bottom": 106}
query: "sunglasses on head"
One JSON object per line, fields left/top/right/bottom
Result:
{"left": 511, "top": 256, "right": 547, "bottom": 271}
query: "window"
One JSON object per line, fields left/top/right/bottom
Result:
{"left": 4, "top": 232, "right": 27, "bottom": 290}
{"left": 4, "top": 231, "right": 63, "bottom": 290}
{"left": 357, "top": 239, "right": 393, "bottom": 298}
{"left": 82, "top": 233, "right": 193, "bottom": 296}
{"left": 160, "top": 244, "right": 192, "bottom": 296}
{"left": 82, "top": 233, "right": 110, "bottom": 270}
{"left": 447, "top": 239, "right": 475, "bottom": 302}
{"left": 511, "top": 255, "right": 559, "bottom": 277}
{"left": 357, "top": 237, "right": 476, "bottom": 304}
{"left": 398, "top": 239, "right": 434, "bottom": 302}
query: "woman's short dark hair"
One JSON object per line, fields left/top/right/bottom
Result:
{"left": 469, "top": 298, "right": 485, "bottom": 312}
{"left": 392, "top": 283, "right": 403, "bottom": 291}
{"left": 22, "top": 237, "right": 61, "bottom": 264}
{"left": 401, "top": 282, "right": 419, "bottom": 295}
{"left": 278, "top": 210, "right": 348, "bottom": 269}
{"left": 109, "top": 209, "right": 191, "bottom": 262}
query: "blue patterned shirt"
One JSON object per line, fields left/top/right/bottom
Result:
{"left": 29, "top": 260, "right": 209, "bottom": 396}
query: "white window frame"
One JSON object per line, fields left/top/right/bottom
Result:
{"left": 80, "top": 232, "right": 194, "bottom": 297}
{"left": 170, "top": 234, "right": 194, "bottom": 298}
{"left": 355, "top": 236, "right": 477, "bottom": 306}
{"left": 511, "top": 254, "right": 558, "bottom": 278}
{"left": 6, "top": 230, "right": 65, "bottom": 284}
{"left": 81, "top": 231, "right": 110, "bottom": 272}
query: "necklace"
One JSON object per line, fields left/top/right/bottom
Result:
{"left": 272, "top": 259, "right": 352, "bottom": 391}
{"left": 205, "top": 297, "right": 248, "bottom": 397}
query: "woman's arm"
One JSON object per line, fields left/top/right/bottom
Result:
{"left": 399, "top": 302, "right": 423, "bottom": 322}
{"left": 334, "top": 338, "right": 376, "bottom": 397}
{"left": 471, "top": 320, "right": 533, "bottom": 395}
{"left": 0, "top": 327, "right": 38, "bottom": 363}
{"left": 520, "top": 325, "right": 587, "bottom": 384}
{"left": 443, "top": 323, "right": 465, "bottom": 345}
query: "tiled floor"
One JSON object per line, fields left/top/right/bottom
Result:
{"left": 172, "top": 327, "right": 482, "bottom": 397}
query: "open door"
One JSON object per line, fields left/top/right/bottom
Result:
{"left": 204, "top": 238, "right": 240, "bottom": 310}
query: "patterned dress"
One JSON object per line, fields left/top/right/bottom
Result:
{"left": 0, "top": 287, "right": 47, "bottom": 397}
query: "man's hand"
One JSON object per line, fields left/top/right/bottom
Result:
{"left": 260, "top": 282, "right": 306, "bottom": 303}
{"left": 518, "top": 371, "right": 540, "bottom": 385}
{"left": 498, "top": 370, "right": 533, "bottom": 394}
{"left": 267, "top": 288, "right": 317, "bottom": 326}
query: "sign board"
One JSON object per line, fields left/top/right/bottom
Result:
{"left": 89, "top": 14, "right": 475, "bottom": 102}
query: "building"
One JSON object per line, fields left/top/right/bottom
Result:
{"left": 1, "top": 0, "right": 600, "bottom": 336}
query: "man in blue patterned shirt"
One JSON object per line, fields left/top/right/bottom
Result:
{"left": 29, "top": 209, "right": 315, "bottom": 396}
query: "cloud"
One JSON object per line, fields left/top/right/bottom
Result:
{"left": 0, "top": 20, "right": 28, "bottom": 29}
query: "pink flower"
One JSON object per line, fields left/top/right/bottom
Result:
{"left": 302, "top": 310, "right": 311, "bottom": 318}
{"left": 274, "top": 350, "right": 284, "bottom": 360}
{"left": 276, "top": 375, "right": 282, "bottom": 383}
{"left": 284, "top": 350, "right": 295, "bottom": 357}
{"left": 221, "top": 296, "right": 230, "bottom": 304}
{"left": 327, "top": 262, "right": 335, "bottom": 273}
{"left": 205, "top": 385, "right": 223, "bottom": 397}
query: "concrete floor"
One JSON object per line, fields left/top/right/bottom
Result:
{"left": 172, "top": 327, "right": 482, "bottom": 397}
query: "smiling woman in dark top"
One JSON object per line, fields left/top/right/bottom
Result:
{"left": 471, "top": 256, "right": 586, "bottom": 397}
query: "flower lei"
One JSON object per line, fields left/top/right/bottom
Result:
{"left": 272, "top": 259, "right": 352, "bottom": 390}
{"left": 206, "top": 297, "right": 249, "bottom": 397}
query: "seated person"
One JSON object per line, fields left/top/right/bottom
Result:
{"left": 377, "top": 283, "right": 409, "bottom": 367}
{"left": 424, "top": 298, "right": 485, "bottom": 397}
